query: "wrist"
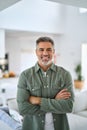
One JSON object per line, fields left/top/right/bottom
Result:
{"left": 37, "top": 97, "right": 41, "bottom": 105}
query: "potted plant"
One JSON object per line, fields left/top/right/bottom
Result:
{"left": 74, "top": 63, "right": 84, "bottom": 89}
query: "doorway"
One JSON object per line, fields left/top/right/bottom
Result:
{"left": 82, "top": 43, "right": 87, "bottom": 90}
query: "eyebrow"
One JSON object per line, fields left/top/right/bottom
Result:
{"left": 38, "top": 48, "right": 53, "bottom": 50}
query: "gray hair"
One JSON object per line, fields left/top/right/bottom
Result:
{"left": 36, "top": 36, "right": 54, "bottom": 48}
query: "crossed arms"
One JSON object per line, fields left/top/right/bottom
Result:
{"left": 29, "top": 88, "right": 71, "bottom": 105}
{"left": 17, "top": 72, "right": 74, "bottom": 116}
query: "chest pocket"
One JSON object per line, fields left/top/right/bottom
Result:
{"left": 27, "top": 81, "right": 42, "bottom": 97}
{"left": 50, "top": 82, "right": 64, "bottom": 98}
{"left": 30, "top": 86, "right": 42, "bottom": 96}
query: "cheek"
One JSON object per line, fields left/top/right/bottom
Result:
{"left": 37, "top": 53, "right": 42, "bottom": 57}
{"left": 50, "top": 53, "right": 54, "bottom": 57}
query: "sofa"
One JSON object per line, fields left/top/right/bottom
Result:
{"left": 0, "top": 90, "right": 87, "bottom": 130}
{"left": 67, "top": 90, "right": 87, "bottom": 130}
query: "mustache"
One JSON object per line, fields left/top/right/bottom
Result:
{"left": 41, "top": 55, "right": 50, "bottom": 58}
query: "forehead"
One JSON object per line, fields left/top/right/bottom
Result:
{"left": 37, "top": 42, "right": 53, "bottom": 48}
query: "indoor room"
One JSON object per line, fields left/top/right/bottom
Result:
{"left": 0, "top": 0, "right": 87, "bottom": 130}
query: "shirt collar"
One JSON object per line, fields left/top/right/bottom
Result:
{"left": 35, "top": 62, "right": 40, "bottom": 72}
{"left": 35, "top": 62, "right": 56, "bottom": 72}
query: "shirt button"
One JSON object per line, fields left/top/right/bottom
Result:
{"left": 47, "top": 85, "right": 49, "bottom": 88}
{"left": 32, "top": 88, "right": 34, "bottom": 91}
{"left": 53, "top": 118, "right": 56, "bottom": 122}
{"left": 44, "top": 86, "right": 46, "bottom": 88}
{"left": 42, "top": 120, "right": 44, "bottom": 123}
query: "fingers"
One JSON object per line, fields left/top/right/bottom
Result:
{"left": 58, "top": 88, "right": 68, "bottom": 93}
{"left": 55, "top": 88, "right": 71, "bottom": 100}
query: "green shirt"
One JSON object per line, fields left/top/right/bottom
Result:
{"left": 17, "top": 62, "right": 74, "bottom": 130}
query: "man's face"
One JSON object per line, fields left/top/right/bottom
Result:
{"left": 36, "top": 42, "right": 55, "bottom": 66}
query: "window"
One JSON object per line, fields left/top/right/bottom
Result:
{"left": 79, "top": 8, "right": 87, "bottom": 13}
{"left": 82, "top": 43, "right": 87, "bottom": 89}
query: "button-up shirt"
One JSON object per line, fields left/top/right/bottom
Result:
{"left": 17, "top": 62, "right": 74, "bottom": 130}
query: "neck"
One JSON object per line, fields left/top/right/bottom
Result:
{"left": 38, "top": 62, "right": 52, "bottom": 72}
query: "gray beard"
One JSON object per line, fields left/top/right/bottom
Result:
{"left": 41, "top": 60, "right": 53, "bottom": 66}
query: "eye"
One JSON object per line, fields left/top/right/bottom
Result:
{"left": 37, "top": 48, "right": 53, "bottom": 52}
{"left": 38, "top": 48, "right": 44, "bottom": 52}
{"left": 47, "top": 48, "right": 52, "bottom": 52}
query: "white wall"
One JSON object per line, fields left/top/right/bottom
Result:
{"left": 0, "top": 29, "right": 5, "bottom": 58}
{"left": 0, "top": 0, "right": 65, "bottom": 34}
{"left": 5, "top": 37, "right": 21, "bottom": 74}
{"left": 1, "top": 1, "right": 87, "bottom": 81}
{"left": 5, "top": 33, "right": 61, "bottom": 74}
{"left": 55, "top": 6, "right": 87, "bottom": 79}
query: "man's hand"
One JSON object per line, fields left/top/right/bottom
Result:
{"left": 29, "top": 96, "right": 41, "bottom": 105}
{"left": 55, "top": 88, "right": 71, "bottom": 100}
{"left": 29, "top": 89, "right": 71, "bottom": 105}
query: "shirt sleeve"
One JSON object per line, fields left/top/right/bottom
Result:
{"left": 40, "top": 71, "right": 74, "bottom": 114}
{"left": 17, "top": 72, "right": 45, "bottom": 116}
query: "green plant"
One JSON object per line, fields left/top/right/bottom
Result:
{"left": 75, "top": 63, "right": 84, "bottom": 81}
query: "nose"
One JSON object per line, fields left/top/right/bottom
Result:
{"left": 43, "top": 50, "right": 48, "bottom": 55}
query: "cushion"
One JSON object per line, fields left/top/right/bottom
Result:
{"left": 67, "top": 113, "right": 87, "bottom": 130}
{"left": 9, "top": 109, "right": 23, "bottom": 123}
{"left": 0, "top": 109, "right": 22, "bottom": 130}
{"left": 0, "top": 97, "right": 3, "bottom": 106}
{"left": 7, "top": 98, "right": 19, "bottom": 112}
{"left": 73, "top": 90, "right": 87, "bottom": 113}
{"left": 0, "top": 120, "right": 12, "bottom": 130}
{"left": 76, "top": 110, "right": 87, "bottom": 117}
{"left": 0, "top": 106, "right": 10, "bottom": 115}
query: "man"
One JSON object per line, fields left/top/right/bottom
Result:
{"left": 17, "top": 36, "right": 74, "bottom": 130}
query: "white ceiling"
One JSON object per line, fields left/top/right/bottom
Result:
{"left": 2, "top": 0, "right": 87, "bottom": 38}
{"left": 5, "top": 30, "right": 41, "bottom": 39}
{"left": 5, "top": 29, "right": 58, "bottom": 39}
{"left": 0, "top": 0, "right": 21, "bottom": 11}
{"left": 1, "top": 0, "right": 86, "bottom": 12}
{"left": 47, "top": 0, "right": 87, "bottom": 8}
